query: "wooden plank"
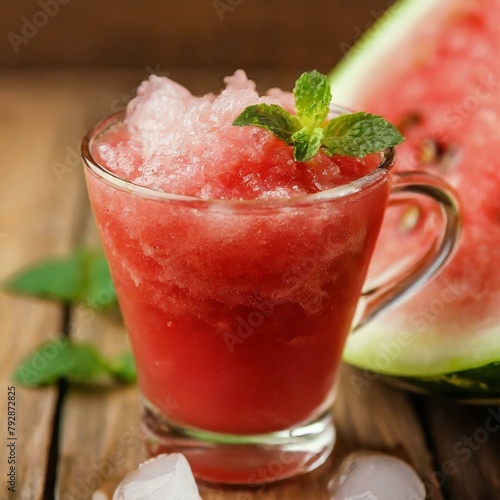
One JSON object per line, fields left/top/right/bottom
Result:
{"left": 0, "top": 68, "right": 153, "bottom": 499}
{"left": 1, "top": 0, "right": 393, "bottom": 69}
{"left": 0, "top": 71, "right": 92, "bottom": 498}
{"left": 2, "top": 69, "right": 154, "bottom": 500}
{"left": 332, "top": 367, "right": 444, "bottom": 500}
{"left": 426, "top": 398, "right": 500, "bottom": 500}
{"left": 56, "top": 281, "right": 146, "bottom": 499}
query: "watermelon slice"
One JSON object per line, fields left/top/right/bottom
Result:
{"left": 330, "top": 0, "right": 500, "bottom": 399}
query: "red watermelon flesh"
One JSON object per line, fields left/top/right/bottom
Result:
{"left": 331, "top": 0, "right": 500, "bottom": 377}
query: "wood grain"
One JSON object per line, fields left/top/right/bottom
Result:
{"left": 54, "top": 213, "right": 146, "bottom": 500}
{"left": 0, "top": 68, "right": 151, "bottom": 500}
{"left": 426, "top": 398, "right": 500, "bottom": 500}
{"left": 0, "top": 71, "right": 90, "bottom": 499}
{"left": 56, "top": 309, "right": 146, "bottom": 499}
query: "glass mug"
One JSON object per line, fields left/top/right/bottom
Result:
{"left": 81, "top": 107, "right": 460, "bottom": 485}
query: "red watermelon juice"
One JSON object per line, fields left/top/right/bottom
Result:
{"left": 82, "top": 71, "right": 394, "bottom": 483}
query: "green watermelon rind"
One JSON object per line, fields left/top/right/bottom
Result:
{"left": 330, "top": 0, "right": 440, "bottom": 108}
{"left": 342, "top": 324, "right": 500, "bottom": 378}
{"left": 329, "top": 0, "right": 500, "bottom": 396}
{"left": 382, "top": 362, "right": 500, "bottom": 400}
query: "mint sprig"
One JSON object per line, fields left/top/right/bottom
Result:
{"left": 233, "top": 70, "right": 405, "bottom": 162}
{"left": 14, "top": 339, "right": 136, "bottom": 387}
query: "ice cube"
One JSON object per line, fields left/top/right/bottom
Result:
{"left": 331, "top": 452, "right": 426, "bottom": 500}
{"left": 113, "top": 453, "right": 201, "bottom": 500}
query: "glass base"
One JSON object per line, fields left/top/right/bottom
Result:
{"left": 141, "top": 400, "right": 335, "bottom": 485}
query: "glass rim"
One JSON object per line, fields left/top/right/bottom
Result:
{"left": 81, "top": 106, "right": 396, "bottom": 210}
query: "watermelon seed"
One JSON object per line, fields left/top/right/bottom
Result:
{"left": 440, "top": 146, "right": 462, "bottom": 172}
{"left": 400, "top": 206, "right": 420, "bottom": 233}
{"left": 397, "top": 112, "right": 422, "bottom": 133}
{"left": 419, "top": 138, "right": 461, "bottom": 172}
{"left": 420, "top": 138, "right": 446, "bottom": 163}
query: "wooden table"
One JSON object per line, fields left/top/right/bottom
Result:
{"left": 1, "top": 69, "right": 499, "bottom": 500}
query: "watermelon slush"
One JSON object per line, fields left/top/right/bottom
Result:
{"left": 82, "top": 71, "right": 392, "bottom": 479}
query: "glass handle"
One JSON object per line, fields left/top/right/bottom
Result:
{"left": 353, "top": 171, "right": 461, "bottom": 331}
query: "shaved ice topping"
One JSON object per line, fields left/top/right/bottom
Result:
{"left": 93, "top": 71, "right": 383, "bottom": 200}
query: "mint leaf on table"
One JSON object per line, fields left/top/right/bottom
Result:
{"left": 4, "top": 248, "right": 118, "bottom": 311}
{"left": 106, "top": 352, "right": 137, "bottom": 384}
{"left": 233, "top": 70, "right": 405, "bottom": 161}
{"left": 322, "top": 112, "right": 405, "bottom": 158}
{"left": 13, "top": 339, "right": 136, "bottom": 387}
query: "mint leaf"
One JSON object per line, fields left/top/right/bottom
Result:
{"left": 292, "top": 127, "right": 324, "bottom": 162}
{"left": 322, "top": 112, "right": 405, "bottom": 157}
{"left": 106, "top": 352, "right": 137, "bottom": 383}
{"left": 13, "top": 339, "right": 136, "bottom": 387}
{"left": 232, "top": 104, "right": 301, "bottom": 144}
{"left": 233, "top": 71, "right": 405, "bottom": 162}
{"left": 293, "top": 70, "right": 331, "bottom": 127}
{"left": 4, "top": 249, "right": 118, "bottom": 311}
{"left": 6, "top": 252, "right": 83, "bottom": 303}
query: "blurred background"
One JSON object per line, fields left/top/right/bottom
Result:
{"left": 1, "top": 0, "right": 395, "bottom": 89}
